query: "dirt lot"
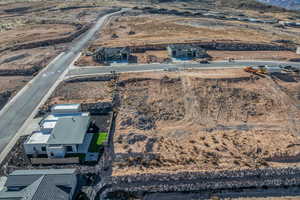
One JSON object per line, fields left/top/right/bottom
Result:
{"left": 112, "top": 69, "right": 300, "bottom": 176}
{"left": 44, "top": 78, "right": 114, "bottom": 107}
{"left": 0, "top": 1, "right": 117, "bottom": 110}
{"left": 0, "top": 47, "right": 60, "bottom": 70}
{"left": 0, "top": 24, "right": 76, "bottom": 47}
{"left": 94, "top": 13, "right": 300, "bottom": 47}
{"left": 0, "top": 76, "right": 31, "bottom": 93}
{"left": 208, "top": 50, "right": 300, "bottom": 61}
{"left": 0, "top": 76, "right": 31, "bottom": 110}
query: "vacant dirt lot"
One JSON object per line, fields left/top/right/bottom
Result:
{"left": 0, "top": 76, "right": 31, "bottom": 110}
{"left": 0, "top": 24, "right": 76, "bottom": 47}
{"left": 44, "top": 78, "right": 114, "bottom": 107}
{"left": 113, "top": 69, "right": 300, "bottom": 176}
{"left": 0, "top": 1, "right": 116, "bottom": 110}
{"left": 208, "top": 50, "right": 300, "bottom": 61}
{"left": 0, "top": 76, "right": 31, "bottom": 93}
{"left": 0, "top": 47, "right": 59, "bottom": 70}
{"left": 94, "top": 13, "right": 300, "bottom": 47}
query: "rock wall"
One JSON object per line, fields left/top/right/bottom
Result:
{"left": 0, "top": 25, "right": 90, "bottom": 53}
{"left": 102, "top": 167, "right": 300, "bottom": 198}
{"left": 127, "top": 42, "right": 293, "bottom": 53}
{"left": 0, "top": 66, "right": 41, "bottom": 76}
{"left": 0, "top": 8, "right": 121, "bottom": 53}
{"left": 65, "top": 75, "right": 115, "bottom": 83}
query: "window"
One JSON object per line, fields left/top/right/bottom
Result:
{"left": 41, "top": 146, "right": 46, "bottom": 151}
{"left": 66, "top": 146, "right": 73, "bottom": 152}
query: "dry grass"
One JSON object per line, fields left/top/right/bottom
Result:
{"left": 0, "top": 76, "right": 31, "bottom": 93}
{"left": 208, "top": 50, "right": 300, "bottom": 61}
{"left": 45, "top": 79, "right": 113, "bottom": 106}
{"left": 112, "top": 69, "right": 300, "bottom": 176}
{"left": 95, "top": 14, "right": 300, "bottom": 48}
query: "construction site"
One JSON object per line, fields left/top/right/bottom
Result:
{"left": 112, "top": 68, "right": 300, "bottom": 175}
{"left": 75, "top": 6, "right": 300, "bottom": 66}
{"left": 0, "top": 1, "right": 119, "bottom": 113}
{"left": 1, "top": 0, "right": 300, "bottom": 199}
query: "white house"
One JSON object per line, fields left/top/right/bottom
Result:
{"left": 23, "top": 104, "right": 92, "bottom": 158}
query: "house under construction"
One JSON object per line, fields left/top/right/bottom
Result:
{"left": 94, "top": 47, "right": 130, "bottom": 63}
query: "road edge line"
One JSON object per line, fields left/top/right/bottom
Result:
{"left": 0, "top": 52, "right": 77, "bottom": 165}
{"left": 0, "top": 52, "right": 65, "bottom": 117}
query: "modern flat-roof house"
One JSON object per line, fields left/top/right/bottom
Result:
{"left": 93, "top": 47, "right": 130, "bottom": 63}
{"left": 0, "top": 169, "right": 77, "bottom": 200}
{"left": 167, "top": 44, "right": 208, "bottom": 59}
{"left": 24, "top": 104, "right": 92, "bottom": 159}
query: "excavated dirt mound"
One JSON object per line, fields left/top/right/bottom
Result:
{"left": 113, "top": 69, "right": 300, "bottom": 176}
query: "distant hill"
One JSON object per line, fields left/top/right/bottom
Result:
{"left": 257, "top": 0, "right": 300, "bottom": 10}
{"left": 217, "top": 0, "right": 286, "bottom": 11}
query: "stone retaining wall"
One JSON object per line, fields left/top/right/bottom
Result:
{"left": 102, "top": 167, "right": 300, "bottom": 197}
{"left": 0, "top": 8, "right": 120, "bottom": 53}
{"left": 127, "top": 42, "right": 293, "bottom": 53}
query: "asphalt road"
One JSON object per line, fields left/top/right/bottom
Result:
{"left": 0, "top": 10, "right": 122, "bottom": 155}
{"left": 68, "top": 60, "right": 300, "bottom": 77}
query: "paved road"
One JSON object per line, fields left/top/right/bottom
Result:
{"left": 68, "top": 60, "right": 300, "bottom": 77}
{"left": 0, "top": 10, "right": 122, "bottom": 157}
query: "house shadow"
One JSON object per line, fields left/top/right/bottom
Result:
{"left": 272, "top": 73, "right": 297, "bottom": 82}
{"left": 128, "top": 55, "right": 138, "bottom": 64}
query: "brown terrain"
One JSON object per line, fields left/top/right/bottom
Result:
{"left": 44, "top": 78, "right": 114, "bottom": 106}
{"left": 0, "top": 0, "right": 116, "bottom": 111}
{"left": 94, "top": 13, "right": 300, "bottom": 46}
{"left": 74, "top": 10, "right": 300, "bottom": 66}
{"left": 112, "top": 69, "right": 300, "bottom": 176}
{"left": 208, "top": 50, "right": 300, "bottom": 61}
{"left": 0, "top": 76, "right": 31, "bottom": 109}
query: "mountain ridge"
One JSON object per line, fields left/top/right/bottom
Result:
{"left": 257, "top": 0, "right": 300, "bottom": 10}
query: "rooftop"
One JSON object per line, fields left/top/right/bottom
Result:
{"left": 26, "top": 131, "right": 50, "bottom": 144}
{"left": 10, "top": 169, "right": 76, "bottom": 176}
{"left": 26, "top": 113, "right": 90, "bottom": 145}
{"left": 0, "top": 169, "right": 76, "bottom": 200}
{"left": 41, "top": 121, "right": 56, "bottom": 129}
{"left": 47, "top": 115, "right": 90, "bottom": 145}
{"left": 44, "top": 112, "right": 89, "bottom": 122}
{"left": 51, "top": 104, "right": 81, "bottom": 113}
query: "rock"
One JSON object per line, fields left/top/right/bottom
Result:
{"left": 127, "top": 133, "right": 148, "bottom": 144}
{"left": 136, "top": 115, "right": 155, "bottom": 130}
{"left": 120, "top": 118, "right": 133, "bottom": 128}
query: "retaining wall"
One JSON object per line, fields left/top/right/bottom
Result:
{"left": 127, "top": 42, "right": 293, "bottom": 53}
{"left": 0, "top": 8, "right": 120, "bottom": 53}
{"left": 102, "top": 167, "right": 300, "bottom": 198}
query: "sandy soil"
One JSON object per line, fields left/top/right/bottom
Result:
{"left": 0, "top": 76, "right": 31, "bottom": 110}
{"left": 0, "top": 47, "right": 60, "bottom": 70}
{"left": 45, "top": 78, "right": 113, "bottom": 106}
{"left": 94, "top": 14, "right": 300, "bottom": 48}
{"left": 0, "top": 24, "right": 75, "bottom": 47}
{"left": 208, "top": 50, "right": 300, "bottom": 61}
{"left": 112, "top": 69, "right": 300, "bottom": 176}
{"left": 0, "top": 1, "right": 114, "bottom": 110}
{"left": 0, "top": 76, "right": 31, "bottom": 93}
